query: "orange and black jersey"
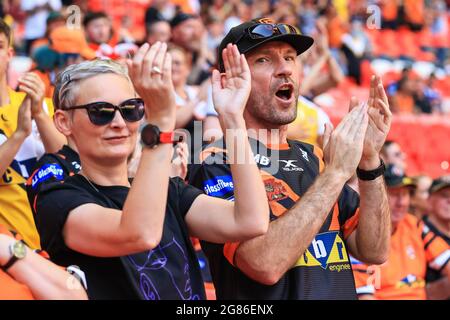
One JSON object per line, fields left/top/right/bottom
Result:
{"left": 188, "top": 138, "right": 360, "bottom": 300}
{"left": 351, "top": 214, "right": 450, "bottom": 300}
{"left": 422, "top": 215, "right": 450, "bottom": 285}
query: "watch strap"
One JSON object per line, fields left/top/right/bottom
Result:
{"left": 357, "top": 159, "right": 386, "bottom": 181}
{"left": 159, "top": 131, "right": 174, "bottom": 144}
{"left": 1, "top": 255, "right": 18, "bottom": 272}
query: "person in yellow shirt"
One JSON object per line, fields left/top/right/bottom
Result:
{"left": 0, "top": 19, "right": 65, "bottom": 249}
{"left": 287, "top": 96, "right": 331, "bottom": 147}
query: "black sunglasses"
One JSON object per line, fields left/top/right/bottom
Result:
{"left": 66, "top": 98, "right": 145, "bottom": 126}
{"left": 236, "top": 23, "right": 300, "bottom": 44}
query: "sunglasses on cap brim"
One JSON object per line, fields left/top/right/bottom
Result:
{"left": 66, "top": 98, "right": 145, "bottom": 126}
{"left": 236, "top": 23, "right": 301, "bottom": 44}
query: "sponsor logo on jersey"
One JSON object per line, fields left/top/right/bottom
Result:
{"left": 72, "top": 161, "right": 82, "bottom": 171}
{"left": 295, "top": 231, "right": 350, "bottom": 271}
{"left": 278, "top": 160, "right": 304, "bottom": 172}
{"left": 31, "top": 163, "right": 64, "bottom": 189}
{"left": 299, "top": 148, "right": 309, "bottom": 162}
{"left": 203, "top": 175, "right": 234, "bottom": 197}
{"left": 254, "top": 154, "right": 271, "bottom": 166}
{"left": 396, "top": 274, "right": 425, "bottom": 289}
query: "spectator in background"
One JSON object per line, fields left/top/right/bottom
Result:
{"left": 0, "top": 19, "right": 66, "bottom": 249}
{"left": 422, "top": 73, "right": 443, "bottom": 113}
{"left": 351, "top": 166, "right": 450, "bottom": 300}
{"left": 287, "top": 96, "right": 331, "bottom": 147}
{"left": 422, "top": 177, "right": 450, "bottom": 300}
{"left": 171, "top": 12, "right": 213, "bottom": 85}
{"left": 322, "top": 4, "right": 347, "bottom": 59}
{"left": 300, "top": 20, "right": 344, "bottom": 99}
{"left": 83, "top": 11, "right": 115, "bottom": 49}
{"left": 83, "top": 11, "right": 137, "bottom": 60}
{"left": 29, "top": 10, "right": 65, "bottom": 56}
{"left": 31, "top": 26, "right": 97, "bottom": 98}
{"left": 271, "top": 0, "right": 299, "bottom": 28}
{"left": 391, "top": 76, "right": 415, "bottom": 114}
{"left": 341, "top": 19, "right": 371, "bottom": 85}
{"left": 223, "top": 0, "right": 252, "bottom": 34}
{"left": 299, "top": 0, "right": 318, "bottom": 35}
{"left": 200, "top": 0, "right": 233, "bottom": 26}
{"left": 412, "top": 76, "right": 434, "bottom": 114}
{"left": 204, "top": 15, "right": 224, "bottom": 57}
{"left": 381, "top": 140, "right": 407, "bottom": 175}
{"left": 0, "top": 224, "right": 87, "bottom": 300}
{"left": 386, "top": 66, "right": 413, "bottom": 97}
{"left": 21, "top": 0, "right": 62, "bottom": 55}
{"left": 169, "top": 45, "right": 206, "bottom": 132}
{"left": 145, "top": 0, "right": 177, "bottom": 25}
{"left": 145, "top": 19, "right": 171, "bottom": 46}
{"left": 410, "top": 175, "right": 433, "bottom": 219}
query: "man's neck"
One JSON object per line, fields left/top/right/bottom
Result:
{"left": 243, "top": 112, "right": 289, "bottom": 146}
{"left": 428, "top": 215, "right": 450, "bottom": 237}
{"left": 0, "top": 77, "right": 10, "bottom": 107}
{"left": 79, "top": 156, "right": 130, "bottom": 187}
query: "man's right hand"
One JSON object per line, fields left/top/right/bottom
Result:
{"left": 211, "top": 43, "right": 251, "bottom": 124}
{"left": 14, "top": 96, "right": 32, "bottom": 140}
{"left": 323, "top": 98, "right": 369, "bottom": 181}
{"left": 127, "top": 42, "right": 176, "bottom": 131}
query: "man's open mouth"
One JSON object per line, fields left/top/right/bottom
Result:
{"left": 275, "top": 84, "right": 294, "bottom": 101}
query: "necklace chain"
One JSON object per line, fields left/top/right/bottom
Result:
{"left": 79, "top": 173, "right": 100, "bottom": 193}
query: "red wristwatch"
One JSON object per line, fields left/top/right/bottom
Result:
{"left": 141, "top": 124, "right": 183, "bottom": 148}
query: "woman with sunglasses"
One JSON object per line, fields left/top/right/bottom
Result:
{"left": 33, "top": 42, "right": 269, "bottom": 299}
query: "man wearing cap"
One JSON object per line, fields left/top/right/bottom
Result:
{"left": 189, "top": 18, "right": 392, "bottom": 299}
{"left": 0, "top": 19, "right": 65, "bottom": 249}
{"left": 422, "top": 176, "right": 450, "bottom": 299}
{"left": 351, "top": 166, "right": 450, "bottom": 299}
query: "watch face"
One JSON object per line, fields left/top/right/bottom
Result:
{"left": 141, "top": 124, "right": 160, "bottom": 147}
{"left": 13, "top": 241, "right": 27, "bottom": 259}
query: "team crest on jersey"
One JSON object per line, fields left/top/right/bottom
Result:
{"left": 295, "top": 231, "right": 350, "bottom": 271}
{"left": 264, "top": 178, "right": 288, "bottom": 202}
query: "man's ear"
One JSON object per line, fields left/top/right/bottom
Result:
{"left": 53, "top": 109, "right": 73, "bottom": 136}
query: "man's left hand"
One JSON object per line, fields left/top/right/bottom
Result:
{"left": 359, "top": 75, "right": 392, "bottom": 169}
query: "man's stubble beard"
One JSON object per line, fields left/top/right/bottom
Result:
{"left": 246, "top": 90, "right": 299, "bottom": 126}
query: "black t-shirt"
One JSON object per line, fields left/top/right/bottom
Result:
{"left": 189, "top": 138, "right": 360, "bottom": 300}
{"left": 27, "top": 145, "right": 81, "bottom": 215}
{"left": 423, "top": 215, "right": 450, "bottom": 284}
{"left": 35, "top": 174, "right": 205, "bottom": 300}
